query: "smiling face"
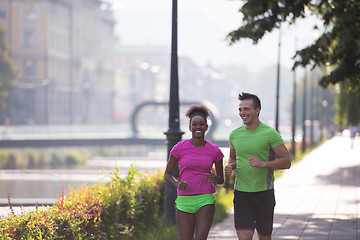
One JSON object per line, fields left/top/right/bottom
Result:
{"left": 238, "top": 99, "right": 260, "bottom": 128}
{"left": 189, "top": 115, "right": 208, "bottom": 138}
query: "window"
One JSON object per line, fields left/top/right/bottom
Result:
{"left": 23, "top": 60, "right": 36, "bottom": 77}
{"left": 0, "top": 9, "right": 6, "bottom": 20}
{"left": 22, "top": 28, "right": 38, "bottom": 48}
{"left": 22, "top": 4, "right": 37, "bottom": 21}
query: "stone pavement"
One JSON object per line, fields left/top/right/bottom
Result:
{"left": 208, "top": 135, "right": 360, "bottom": 240}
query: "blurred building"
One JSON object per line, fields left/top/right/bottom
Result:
{"left": 115, "top": 45, "right": 170, "bottom": 123}
{"left": 0, "top": 0, "right": 117, "bottom": 125}
{"left": 115, "top": 45, "right": 235, "bottom": 130}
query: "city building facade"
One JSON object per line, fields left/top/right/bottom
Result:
{"left": 1, "top": 0, "right": 117, "bottom": 125}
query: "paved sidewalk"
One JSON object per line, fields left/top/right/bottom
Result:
{"left": 208, "top": 135, "right": 360, "bottom": 240}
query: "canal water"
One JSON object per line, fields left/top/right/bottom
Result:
{"left": 0, "top": 144, "right": 168, "bottom": 205}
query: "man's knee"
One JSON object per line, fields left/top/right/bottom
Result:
{"left": 236, "top": 229, "right": 254, "bottom": 240}
{"left": 258, "top": 231, "right": 272, "bottom": 240}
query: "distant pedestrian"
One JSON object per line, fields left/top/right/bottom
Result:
{"left": 225, "top": 92, "right": 291, "bottom": 240}
{"left": 349, "top": 125, "right": 358, "bottom": 149}
{"left": 164, "top": 104, "right": 224, "bottom": 240}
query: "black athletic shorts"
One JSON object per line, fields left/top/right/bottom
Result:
{"left": 233, "top": 189, "right": 275, "bottom": 236}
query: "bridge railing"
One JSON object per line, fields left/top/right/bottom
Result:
{"left": 0, "top": 101, "right": 233, "bottom": 148}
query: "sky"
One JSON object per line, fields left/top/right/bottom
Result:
{"left": 108, "top": 0, "right": 322, "bottom": 72}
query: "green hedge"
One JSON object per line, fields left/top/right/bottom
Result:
{"left": 0, "top": 166, "right": 177, "bottom": 239}
{"left": 0, "top": 165, "right": 233, "bottom": 239}
{"left": 93, "top": 166, "right": 166, "bottom": 239}
{"left": 0, "top": 149, "right": 87, "bottom": 169}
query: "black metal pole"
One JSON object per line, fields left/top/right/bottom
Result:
{"left": 163, "top": 0, "right": 184, "bottom": 222}
{"left": 302, "top": 70, "right": 307, "bottom": 152}
{"left": 291, "top": 38, "right": 297, "bottom": 156}
{"left": 291, "top": 66, "right": 297, "bottom": 156}
{"left": 315, "top": 75, "right": 321, "bottom": 140}
{"left": 310, "top": 72, "right": 314, "bottom": 146}
{"left": 275, "top": 27, "right": 281, "bottom": 133}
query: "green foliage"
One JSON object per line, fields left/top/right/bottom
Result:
{"left": 92, "top": 146, "right": 116, "bottom": 157}
{"left": 50, "top": 152, "right": 63, "bottom": 168}
{"left": 136, "top": 222, "right": 178, "bottom": 240}
{"left": 0, "top": 166, "right": 164, "bottom": 239}
{"left": 1, "top": 207, "right": 54, "bottom": 239}
{"left": 6, "top": 152, "right": 17, "bottom": 169}
{"left": 0, "top": 21, "right": 18, "bottom": 116}
{"left": 213, "top": 188, "right": 233, "bottom": 224}
{"left": 227, "top": 0, "right": 360, "bottom": 89}
{"left": 93, "top": 166, "right": 165, "bottom": 239}
{"left": 26, "top": 149, "right": 50, "bottom": 169}
{"left": 0, "top": 150, "right": 8, "bottom": 168}
{"left": 334, "top": 83, "right": 360, "bottom": 127}
{"left": 0, "top": 166, "right": 230, "bottom": 240}
{"left": 0, "top": 150, "right": 25, "bottom": 169}
{"left": 1, "top": 185, "right": 104, "bottom": 239}
{"left": 291, "top": 70, "right": 338, "bottom": 128}
{"left": 51, "top": 185, "right": 104, "bottom": 239}
{"left": 64, "top": 151, "right": 87, "bottom": 168}
{"left": 0, "top": 149, "right": 86, "bottom": 169}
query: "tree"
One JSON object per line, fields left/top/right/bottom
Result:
{"left": 226, "top": 0, "right": 360, "bottom": 127}
{"left": 226, "top": 0, "right": 360, "bottom": 89}
{"left": 335, "top": 83, "right": 360, "bottom": 127}
{"left": 0, "top": 21, "right": 18, "bottom": 119}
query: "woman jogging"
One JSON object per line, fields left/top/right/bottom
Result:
{"left": 164, "top": 104, "right": 224, "bottom": 240}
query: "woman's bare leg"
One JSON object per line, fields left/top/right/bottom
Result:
{"left": 194, "top": 204, "right": 215, "bottom": 240}
{"left": 176, "top": 209, "right": 196, "bottom": 240}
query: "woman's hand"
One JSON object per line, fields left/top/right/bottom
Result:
{"left": 177, "top": 181, "right": 187, "bottom": 190}
{"left": 205, "top": 167, "right": 223, "bottom": 184}
{"left": 205, "top": 172, "right": 217, "bottom": 183}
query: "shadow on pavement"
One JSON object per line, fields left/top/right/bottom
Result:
{"left": 316, "top": 165, "right": 360, "bottom": 187}
{"left": 273, "top": 213, "right": 358, "bottom": 240}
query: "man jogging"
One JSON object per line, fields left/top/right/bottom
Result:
{"left": 225, "top": 92, "right": 291, "bottom": 240}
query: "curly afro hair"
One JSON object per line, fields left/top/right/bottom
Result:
{"left": 185, "top": 104, "right": 211, "bottom": 124}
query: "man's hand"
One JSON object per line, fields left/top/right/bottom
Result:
{"left": 225, "top": 162, "right": 236, "bottom": 175}
{"left": 248, "top": 156, "right": 265, "bottom": 168}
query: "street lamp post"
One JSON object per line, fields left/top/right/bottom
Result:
{"left": 302, "top": 70, "right": 307, "bottom": 152}
{"left": 291, "top": 60, "right": 297, "bottom": 155}
{"left": 309, "top": 25, "right": 320, "bottom": 146}
{"left": 310, "top": 72, "right": 315, "bottom": 146}
{"left": 291, "top": 38, "right": 298, "bottom": 155}
{"left": 163, "top": 0, "right": 184, "bottom": 222}
{"left": 275, "top": 27, "right": 281, "bottom": 133}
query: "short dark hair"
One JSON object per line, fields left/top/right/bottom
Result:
{"left": 185, "top": 104, "right": 210, "bottom": 124}
{"left": 238, "top": 92, "right": 261, "bottom": 110}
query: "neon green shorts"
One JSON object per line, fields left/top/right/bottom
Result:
{"left": 175, "top": 194, "right": 215, "bottom": 214}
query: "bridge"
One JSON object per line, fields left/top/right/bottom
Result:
{"left": 0, "top": 101, "right": 229, "bottom": 148}
{"left": 0, "top": 137, "right": 228, "bottom": 148}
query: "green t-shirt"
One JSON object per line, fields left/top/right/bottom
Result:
{"left": 229, "top": 122, "right": 284, "bottom": 192}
